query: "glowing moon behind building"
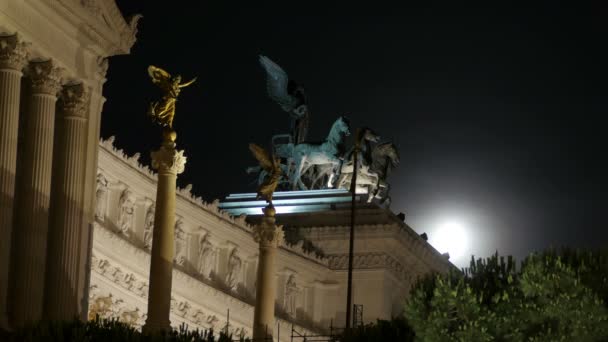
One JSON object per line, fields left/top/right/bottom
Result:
{"left": 429, "top": 221, "right": 469, "bottom": 263}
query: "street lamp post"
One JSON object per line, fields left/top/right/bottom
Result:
{"left": 345, "top": 128, "right": 361, "bottom": 330}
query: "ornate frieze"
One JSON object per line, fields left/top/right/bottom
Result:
{"left": 0, "top": 33, "right": 29, "bottom": 70}
{"left": 327, "top": 252, "right": 411, "bottom": 282}
{"left": 99, "top": 137, "right": 257, "bottom": 233}
{"left": 90, "top": 249, "right": 251, "bottom": 336}
{"left": 27, "top": 60, "right": 63, "bottom": 95}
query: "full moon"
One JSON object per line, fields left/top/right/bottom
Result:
{"left": 429, "top": 221, "right": 469, "bottom": 262}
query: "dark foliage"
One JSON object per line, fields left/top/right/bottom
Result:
{"left": 339, "top": 317, "right": 415, "bottom": 342}
{"left": 3, "top": 317, "right": 248, "bottom": 342}
{"left": 405, "top": 248, "right": 608, "bottom": 341}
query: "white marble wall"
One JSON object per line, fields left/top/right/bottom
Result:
{"left": 92, "top": 136, "right": 451, "bottom": 337}
{"left": 93, "top": 137, "right": 331, "bottom": 339}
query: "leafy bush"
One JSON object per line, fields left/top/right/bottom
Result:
{"left": 405, "top": 249, "right": 608, "bottom": 342}
{"left": 340, "top": 317, "right": 415, "bottom": 342}
{"left": 4, "top": 317, "right": 248, "bottom": 342}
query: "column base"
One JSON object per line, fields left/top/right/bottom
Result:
{"left": 0, "top": 314, "right": 10, "bottom": 332}
{"left": 142, "top": 319, "right": 171, "bottom": 335}
{"left": 253, "top": 323, "right": 273, "bottom": 341}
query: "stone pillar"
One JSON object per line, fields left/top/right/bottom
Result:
{"left": 252, "top": 205, "right": 284, "bottom": 341}
{"left": 143, "top": 130, "right": 186, "bottom": 334}
{"left": 0, "top": 33, "right": 28, "bottom": 329}
{"left": 44, "top": 82, "right": 89, "bottom": 320}
{"left": 10, "top": 60, "right": 62, "bottom": 326}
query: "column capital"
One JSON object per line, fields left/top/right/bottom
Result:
{"left": 151, "top": 143, "right": 186, "bottom": 175}
{"left": 27, "top": 60, "right": 63, "bottom": 95}
{"left": 59, "top": 83, "right": 89, "bottom": 118}
{"left": 253, "top": 215, "right": 284, "bottom": 248}
{"left": 0, "top": 33, "right": 29, "bottom": 71}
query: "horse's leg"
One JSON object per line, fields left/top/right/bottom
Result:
{"left": 311, "top": 166, "right": 323, "bottom": 189}
{"left": 292, "top": 157, "right": 302, "bottom": 190}
{"left": 298, "top": 162, "right": 311, "bottom": 190}
{"left": 327, "top": 172, "right": 334, "bottom": 188}
{"left": 292, "top": 156, "right": 308, "bottom": 191}
{"left": 338, "top": 173, "right": 350, "bottom": 189}
{"left": 367, "top": 185, "right": 374, "bottom": 202}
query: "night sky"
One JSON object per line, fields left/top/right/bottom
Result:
{"left": 103, "top": 3, "right": 608, "bottom": 267}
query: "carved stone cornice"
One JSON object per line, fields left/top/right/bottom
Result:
{"left": 252, "top": 214, "right": 284, "bottom": 248}
{"left": 49, "top": 0, "right": 142, "bottom": 56}
{"left": 0, "top": 33, "right": 29, "bottom": 71}
{"left": 59, "top": 82, "right": 90, "bottom": 118}
{"left": 326, "top": 252, "right": 411, "bottom": 282}
{"left": 27, "top": 60, "right": 63, "bottom": 95}
{"left": 98, "top": 137, "right": 254, "bottom": 233}
{"left": 150, "top": 143, "right": 186, "bottom": 175}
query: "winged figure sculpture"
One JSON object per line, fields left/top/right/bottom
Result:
{"left": 259, "top": 55, "right": 309, "bottom": 144}
{"left": 147, "top": 65, "right": 196, "bottom": 128}
{"left": 249, "top": 143, "right": 282, "bottom": 203}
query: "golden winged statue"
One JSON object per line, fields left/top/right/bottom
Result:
{"left": 147, "top": 65, "right": 196, "bottom": 128}
{"left": 249, "top": 143, "right": 282, "bottom": 203}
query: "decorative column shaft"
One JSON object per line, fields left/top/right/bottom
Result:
{"left": 10, "top": 60, "right": 62, "bottom": 326}
{"left": 0, "top": 33, "right": 28, "bottom": 329}
{"left": 44, "top": 83, "right": 89, "bottom": 320}
{"left": 252, "top": 205, "right": 284, "bottom": 341}
{"left": 143, "top": 131, "right": 186, "bottom": 334}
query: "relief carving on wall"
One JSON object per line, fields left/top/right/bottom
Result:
{"left": 284, "top": 274, "right": 299, "bottom": 317}
{"left": 226, "top": 249, "right": 242, "bottom": 291}
{"left": 88, "top": 290, "right": 145, "bottom": 328}
{"left": 118, "top": 189, "right": 135, "bottom": 237}
{"left": 143, "top": 204, "right": 155, "bottom": 249}
{"left": 95, "top": 173, "right": 108, "bottom": 222}
{"left": 197, "top": 233, "right": 214, "bottom": 278}
{"left": 174, "top": 219, "right": 187, "bottom": 266}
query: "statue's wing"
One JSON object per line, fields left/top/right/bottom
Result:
{"left": 148, "top": 65, "right": 171, "bottom": 87}
{"left": 249, "top": 143, "right": 274, "bottom": 172}
{"left": 259, "top": 55, "right": 297, "bottom": 112}
{"left": 179, "top": 77, "right": 197, "bottom": 88}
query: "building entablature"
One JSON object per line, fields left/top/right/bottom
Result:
{"left": 0, "top": 0, "right": 139, "bottom": 83}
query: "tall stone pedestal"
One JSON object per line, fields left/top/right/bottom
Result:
{"left": 252, "top": 205, "right": 284, "bottom": 341}
{"left": 143, "top": 130, "right": 186, "bottom": 334}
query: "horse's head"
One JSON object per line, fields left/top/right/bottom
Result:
{"left": 361, "top": 127, "right": 380, "bottom": 143}
{"left": 386, "top": 143, "right": 400, "bottom": 167}
{"left": 375, "top": 142, "right": 400, "bottom": 168}
{"left": 336, "top": 116, "right": 351, "bottom": 136}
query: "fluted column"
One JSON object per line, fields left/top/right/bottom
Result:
{"left": 44, "top": 83, "right": 89, "bottom": 320}
{"left": 0, "top": 33, "right": 28, "bottom": 330}
{"left": 10, "top": 60, "right": 62, "bottom": 326}
{"left": 252, "top": 205, "right": 284, "bottom": 341}
{"left": 143, "top": 130, "right": 186, "bottom": 334}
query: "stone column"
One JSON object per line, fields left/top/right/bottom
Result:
{"left": 252, "top": 205, "right": 284, "bottom": 341}
{"left": 143, "top": 130, "right": 186, "bottom": 334}
{"left": 44, "top": 82, "right": 89, "bottom": 320}
{"left": 0, "top": 33, "right": 28, "bottom": 329}
{"left": 10, "top": 60, "right": 62, "bottom": 326}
